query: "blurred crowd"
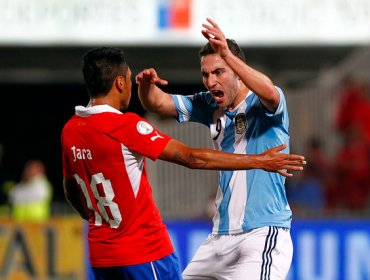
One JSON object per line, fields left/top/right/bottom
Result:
{"left": 287, "top": 76, "right": 370, "bottom": 216}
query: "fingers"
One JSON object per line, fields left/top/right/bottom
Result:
{"left": 202, "top": 23, "right": 215, "bottom": 33}
{"left": 202, "top": 26, "right": 223, "bottom": 43}
{"left": 201, "top": 28, "right": 218, "bottom": 43}
{"left": 275, "top": 159, "right": 306, "bottom": 177}
{"left": 284, "top": 164, "right": 304, "bottom": 171}
{"left": 285, "top": 157, "right": 306, "bottom": 165}
{"left": 206, "top": 18, "right": 218, "bottom": 27}
{"left": 135, "top": 68, "right": 168, "bottom": 86}
{"left": 203, "top": 18, "right": 221, "bottom": 34}
{"left": 278, "top": 163, "right": 305, "bottom": 177}
{"left": 201, "top": 30, "right": 210, "bottom": 40}
{"left": 201, "top": 18, "right": 225, "bottom": 42}
{"left": 286, "top": 154, "right": 305, "bottom": 161}
{"left": 269, "top": 144, "right": 305, "bottom": 161}
{"left": 278, "top": 161, "right": 307, "bottom": 177}
{"left": 284, "top": 156, "right": 307, "bottom": 166}
{"left": 282, "top": 156, "right": 306, "bottom": 169}
{"left": 271, "top": 144, "right": 287, "bottom": 152}
{"left": 158, "top": 79, "right": 168, "bottom": 86}
{"left": 277, "top": 170, "right": 293, "bottom": 177}
{"left": 135, "top": 68, "right": 153, "bottom": 83}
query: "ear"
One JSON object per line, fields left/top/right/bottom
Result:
{"left": 115, "top": 76, "right": 125, "bottom": 93}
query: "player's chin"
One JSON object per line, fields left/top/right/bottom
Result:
{"left": 215, "top": 100, "right": 227, "bottom": 108}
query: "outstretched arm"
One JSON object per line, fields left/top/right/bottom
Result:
{"left": 136, "top": 68, "right": 178, "bottom": 118}
{"left": 159, "top": 139, "right": 305, "bottom": 177}
{"left": 201, "top": 18, "right": 280, "bottom": 113}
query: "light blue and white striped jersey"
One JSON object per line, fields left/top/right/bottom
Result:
{"left": 172, "top": 87, "right": 292, "bottom": 235}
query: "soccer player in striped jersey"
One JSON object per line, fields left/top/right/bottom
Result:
{"left": 62, "top": 47, "right": 305, "bottom": 280}
{"left": 136, "top": 18, "right": 297, "bottom": 280}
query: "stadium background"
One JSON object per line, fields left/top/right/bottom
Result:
{"left": 0, "top": 0, "right": 369, "bottom": 279}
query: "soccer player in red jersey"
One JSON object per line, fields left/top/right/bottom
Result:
{"left": 61, "top": 47, "right": 305, "bottom": 280}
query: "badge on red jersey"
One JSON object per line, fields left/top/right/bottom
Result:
{"left": 137, "top": 121, "right": 153, "bottom": 135}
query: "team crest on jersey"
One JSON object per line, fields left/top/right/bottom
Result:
{"left": 235, "top": 113, "right": 247, "bottom": 134}
{"left": 137, "top": 121, "right": 153, "bottom": 135}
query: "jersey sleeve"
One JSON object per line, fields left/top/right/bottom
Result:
{"left": 264, "top": 86, "right": 287, "bottom": 125}
{"left": 171, "top": 92, "right": 214, "bottom": 126}
{"left": 111, "top": 113, "right": 171, "bottom": 161}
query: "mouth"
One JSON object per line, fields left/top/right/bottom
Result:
{"left": 211, "top": 90, "right": 224, "bottom": 100}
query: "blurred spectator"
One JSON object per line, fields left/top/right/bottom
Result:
{"left": 8, "top": 160, "right": 52, "bottom": 222}
{"left": 335, "top": 76, "right": 370, "bottom": 145}
{"left": 332, "top": 125, "right": 370, "bottom": 210}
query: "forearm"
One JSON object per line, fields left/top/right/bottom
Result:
{"left": 138, "top": 82, "right": 160, "bottom": 111}
{"left": 175, "top": 148, "right": 261, "bottom": 170}
{"left": 138, "top": 83, "right": 177, "bottom": 117}
{"left": 223, "top": 53, "right": 279, "bottom": 111}
{"left": 160, "top": 139, "right": 261, "bottom": 170}
{"left": 160, "top": 140, "right": 304, "bottom": 176}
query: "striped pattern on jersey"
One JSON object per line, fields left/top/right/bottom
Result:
{"left": 172, "top": 88, "right": 292, "bottom": 235}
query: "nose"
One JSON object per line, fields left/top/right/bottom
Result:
{"left": 205, "top": 74, "right": 217, "bottom": 88}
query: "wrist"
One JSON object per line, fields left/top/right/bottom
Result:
{"left": 220, "top": 50, "right": 232, "bottom": 59}
{"left": 246, "top": 154, "right": 262, "bottom": 170}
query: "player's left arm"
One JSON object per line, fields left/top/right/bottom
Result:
{"left": 63, "top": 177, "right": 89, "bottom": 220}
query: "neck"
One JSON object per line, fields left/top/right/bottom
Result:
{"left": 88, "top": 96, "right": 120, "bottom": 110}
{"left": 226, "top": 87, "right": 249, "bottom": 111}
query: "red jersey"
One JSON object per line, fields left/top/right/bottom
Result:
{"left": 61, "top": 105, "right": 173, "bottom": 267}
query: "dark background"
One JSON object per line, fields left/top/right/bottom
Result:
{"left": 0, "top": 82, "right": 205, "bottom": 203}
{"left": 0, "top": 83, "right": 86, "bottom": 202}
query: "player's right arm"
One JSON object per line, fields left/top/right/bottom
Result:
{"left": 63, "top": 176, "right": 89, "bottom": 220}
{"left": 159, "top": 139, "right": 306, "bottom": 177}
{"left": 136, "top": 68, "right": 178, "bottom": 118}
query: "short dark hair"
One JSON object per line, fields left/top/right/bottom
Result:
{"left": 82, "top": 47, "right": 128, "bottom": 98}
{"left": 199, "top": 39, "right": 246, "bottom": 62}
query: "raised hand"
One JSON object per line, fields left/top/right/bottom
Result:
{"left": 135, "top": 68, "right": 168, "bottom": 86}
{"left": 201, "top": 18, "right": 230, "bottom": 58}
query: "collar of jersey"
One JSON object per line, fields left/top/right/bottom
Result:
{"left": 75, "top": 104, "right": 123, "bottom": 116}
{"left": 224, "top": 90, "right": 252, "bottom": 118}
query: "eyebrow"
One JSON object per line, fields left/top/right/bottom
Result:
{"left": 201, "top": 67, "right": 224, "bottom": 76}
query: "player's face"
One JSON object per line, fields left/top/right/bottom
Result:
{"left": 201, "top": 54, "right": 241, "bottom": 110}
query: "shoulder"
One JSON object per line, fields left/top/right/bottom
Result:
{"left": 61, "top": 115, "right": 78, "bottom": 133}
{"left": 123, "top": 112, "right": 143, "bottom": 121}
{"left": 193, "top": 91, "right": 214, "bottom": 104}
{"left": 117, "top": 113, "right": 158, "bottom": 135}
{"left": 109, "top": 112, "right": 147, "bottom": 126}
{"left": 173, "top": 91, "right": 214, "bottom": 103}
